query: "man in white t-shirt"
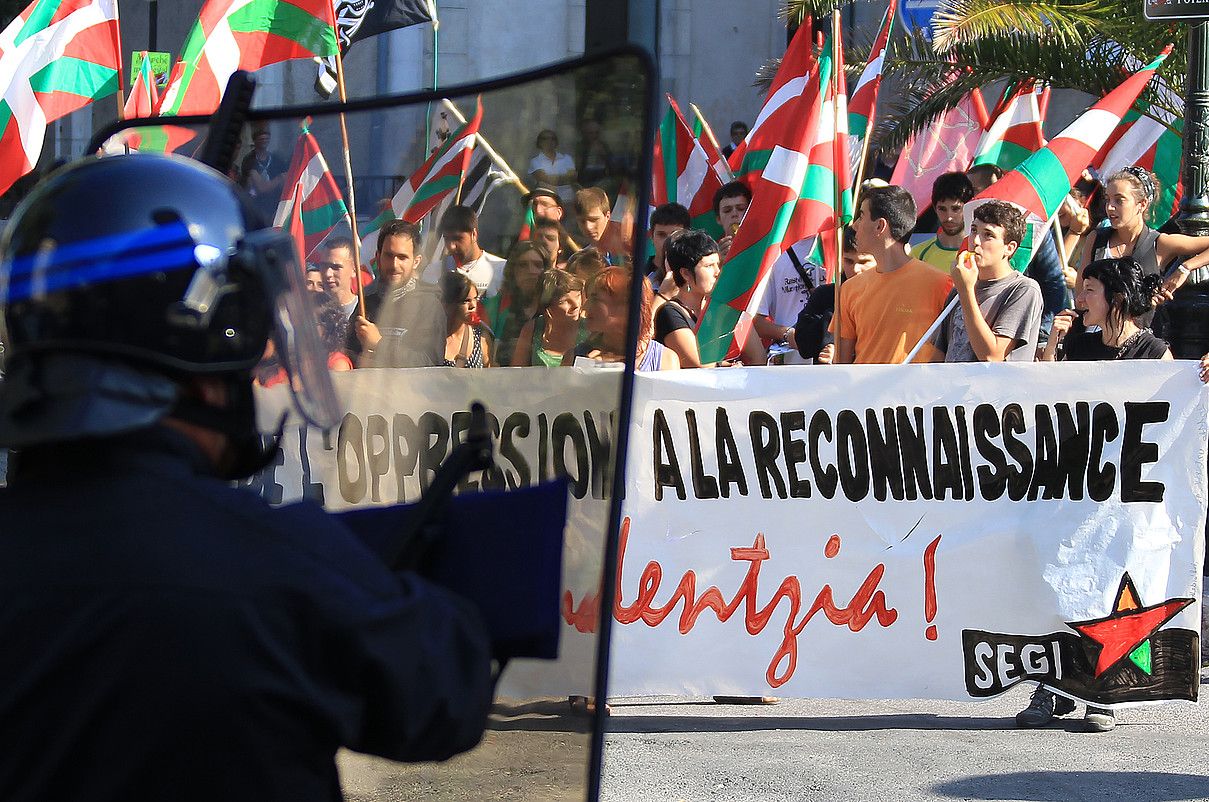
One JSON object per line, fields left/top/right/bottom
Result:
{"left": 753, "top": 237, "right": 823, "bottom": 364}
{"left": 421, "top": 205, "right": 504, "bottom": 298}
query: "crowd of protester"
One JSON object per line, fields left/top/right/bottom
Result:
{"left": 282, "top": 151, "right": 1209, "bottom": 384}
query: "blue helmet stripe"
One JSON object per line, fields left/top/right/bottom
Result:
{"left": 3, "top": 222, "right": 198, "bottom": 281}
{"left": 5, "top": 245, "right": 198, "bottom": 303}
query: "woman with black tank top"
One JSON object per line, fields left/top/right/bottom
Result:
{"left": 1081, "top": 168, "right": 1209, "bottom": 282}
{"left": 1042, "top": 257, "right": 1171, "bottom": 362}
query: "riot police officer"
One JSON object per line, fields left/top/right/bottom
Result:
{"left": 0, "top": 154, "right": 493, "bottom": 800}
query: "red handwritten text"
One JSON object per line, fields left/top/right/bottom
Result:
{"left": 564, "top": 517, "right": 902, "bottom": 687}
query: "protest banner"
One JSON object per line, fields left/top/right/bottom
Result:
{"left": 254, "top": 362, "right": 1207, "bottom": 707}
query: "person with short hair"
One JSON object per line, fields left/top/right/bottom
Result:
{"left": 566, "top": 246, "right": 607, "bottom": 284}
{"left": 239, "top": 123, "right": 287, "bottom": 219}
{"left": 795, "top": 227, "right": 875, "bottom": 363}
{"left": 575, "top": 118, "right": 613, "bottom": 187}
{"left": 574, "top": 187, "right": 612, "bottom": 254}
{"left": 914, "top": 172, "right": 974, "bottom": 274}
{"left": 320, "top": 237, "right": 359, "bottom": 307}
{"left": 424, "top": 205, "right": 504, "bottom": 298}
{"left": 532, "top": 217, "right": 572, "bottom": 269}
{"left": 356, "top": 219, "right": 446, "bottom": 368}
{"left": 928, "top": 201, "right": 1043, "bottom": 362}
{"left": 966, "top": 163, "right": 1004, "bottom": 194}
{"left": 304, "top": 263, "right": 325, "bottom": 293}
{"left": 645, "top": 202, "right": 691, "bottom": 291}
{"left": 654, "top": 230, "right": 737, "bottom": 368}
{"left": 713, "top": 180, "right": 751, "bottom": 260}
{"left": 524, "top": 186, "right": 564, "bottom": 223}
{"left": 721, "top": 120, "right": 748, "bottom": 160}
{"left": 833, "top": 185, "right": 954, "bottom": 364}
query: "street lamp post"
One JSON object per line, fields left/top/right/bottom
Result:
{"left": 1169, "top": 22, "right": 1209, "bottom": 358}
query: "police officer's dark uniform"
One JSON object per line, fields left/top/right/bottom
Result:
{"left": 0, "top": 155, "right": 494, "bottom": 801}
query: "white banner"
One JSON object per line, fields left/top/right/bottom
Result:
{"left": 255, "top": 362, "right": 1208, "bottom": 707}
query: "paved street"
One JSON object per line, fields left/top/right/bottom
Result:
{"left": 340, "top": 669, "right": 1209, "bottom": 801}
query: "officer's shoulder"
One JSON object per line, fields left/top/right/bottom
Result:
{"left": 192, "top": 481, "right": 401, "bottom": 596}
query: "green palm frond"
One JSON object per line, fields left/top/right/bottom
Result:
{"left": 877, "top": 28, "right": 1185, "bottom": 148}
{"left": 932, "top": 0, "right": 1121, "bottom": 51}
{"left": 783, "top": 0, "right": 857, "bottom": 24}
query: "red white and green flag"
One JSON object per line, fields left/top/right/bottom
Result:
{"left": 971, "top": 80, "right": 1047, "bottom": 172}
{"left": 967, "top": 46, "right": 1172, "bottom": 271}
{"left": 357, "top": 207, "right": 394, "bottom": 274}
{"left": 697, "top": 27, "right": 830, "bottom": 363}
{"left": 391, "top": 97, "right": 481, "bottom": 223}
{"left": 847, "top": 0, "right": 895, "bottom": 177}
{"left": 272, "top": 119, "right": 349, "bottom": 258}
{"left": 286, "top": 181, "right": 306, "bottom": 272}
{"left": 1093, "top": 95, "right": 1183, "bottom": 227}
{"left": 123, "top": 50, "right": 159, "bottom": 118}
{"left": 726, "top": 26, "right": 819, "bottom": 183}
{"left": 803, "top": 24, "right": 855, "bottom": 279}
{"left": 651, "top": 95, "right": 727, "bottom": 237}
{"left": 0, "top": 0, "right": 121, "bottom": 196}
{"left": 601, "top": 178, "right": 636, "bottom": 257}
{"left": 158, "top": 0, "right": 338, "bottom": 117}
{"left": 891, "top": 89, "right": 988, "bottom": 213}
{"left": 688, "top": 105, "right": 735, "bottom": 186}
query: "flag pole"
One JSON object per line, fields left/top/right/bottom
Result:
{"left": 329, "top": 3, "right": 365, "bottom": 310}
{"left": 441, "top": 98, "right": 529, "bottom": 194}
{"left": 113, "top": 6, "right": 127, "bottom": 120}
{"left": 689, "top": 102, "right": 734, "bottom": 181}
{"left": 831, "top": 11, "right": 845, "bottom": 348}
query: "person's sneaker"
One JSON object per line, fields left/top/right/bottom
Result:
{"left": 1080, "top": 706, "right": 1116, "bottom": 732}
{"left": 1015, "top": 688, "right": 1076, "bottom": 727}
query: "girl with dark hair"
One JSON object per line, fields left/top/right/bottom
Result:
{"left": 510, "top": 269, "right": 586, "bottom": 367}
{"left": 1041, "top": 257, "right": 1171, "bottom": 362}
{"left": 485, "top": 241, "right": 553, "bottom": 365}
{"left": 439, "top": 272, "right": 493, "bottom": 368}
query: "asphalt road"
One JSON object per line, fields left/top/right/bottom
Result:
{"left": 339, "top": 671, "right": 1209, "bottom": 801}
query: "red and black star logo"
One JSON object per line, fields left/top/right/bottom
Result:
{"left": 1068, "top": 572, "right": 1194, "bottom": 678}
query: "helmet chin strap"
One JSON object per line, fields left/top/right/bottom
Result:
{"left": 169, "top": 373, "right": 285, "bottom": 481}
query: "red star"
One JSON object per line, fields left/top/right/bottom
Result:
{"left": 1069, "top": 573, "right": 1193, "bottom": 677}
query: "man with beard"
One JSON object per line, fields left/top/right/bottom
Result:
{"left": 913, "top": 172, "right": 974, "bottom": 274}
{"left": 353, "top": 220, "right": 445, "bottom": 367}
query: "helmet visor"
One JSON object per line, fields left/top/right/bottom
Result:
{"left": 243, "top": 228, "right": 343, "bottom": 431}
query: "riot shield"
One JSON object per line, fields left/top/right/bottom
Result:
{"left": 90, "top": 48, "right": 655, "bottom": 801}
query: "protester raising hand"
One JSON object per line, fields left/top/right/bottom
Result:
{"left": 1040, "top": 309, "right": 1079, "bottom": 362}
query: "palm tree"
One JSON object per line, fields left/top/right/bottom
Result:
{"left": 776, "top": 0, "right": 1185, "bottom": 150}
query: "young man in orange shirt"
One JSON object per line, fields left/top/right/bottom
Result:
{"left": 833, "top": 185, "right": 953, "bottom": 364}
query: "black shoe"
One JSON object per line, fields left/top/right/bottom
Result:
{"left": 1015, "top": 688, "right": 1076, "bottom": 727}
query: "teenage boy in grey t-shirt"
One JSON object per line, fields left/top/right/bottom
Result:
{"left": 929, "top": 200, "right": 1043, "bottom": 363}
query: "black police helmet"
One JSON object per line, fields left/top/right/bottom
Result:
{"left": 1, "top": 153, "right": 273, "bottom": 373}
{"left": 0, "top": 153, "right": 340, "bottom": 452}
